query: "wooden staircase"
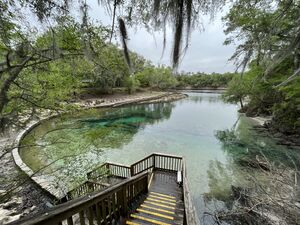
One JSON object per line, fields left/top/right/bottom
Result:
{"left": 9, "top": 153, "right": 199, "bottom": 225}
{"left": 126, "top": 191, "right": 183, "bottom": 225}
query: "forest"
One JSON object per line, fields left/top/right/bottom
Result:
{"left": 0, "top": 0, "right": 300, "bottom": 225}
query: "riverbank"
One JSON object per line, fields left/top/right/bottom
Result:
{"left": 77, "top": 91, "right": 187, "bottom": 108}
{"left": 0, "top": 91, "right": 187, "bottom": 224}
{"left": 248, "top": 115, "right": 300, "bottom": 148}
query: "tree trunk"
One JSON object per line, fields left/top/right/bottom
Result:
{"left": 0, "top": 57, "right": 31, "bottom": 123}
{"left": 239, "top": 98, "right": 244, "bottom": 109}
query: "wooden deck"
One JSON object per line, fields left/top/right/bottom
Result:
{"left": 8, "top": 153, "right": 199, "bottom": 225}
{"left": 126, "top": 170, "right": 184, "bottom": 225}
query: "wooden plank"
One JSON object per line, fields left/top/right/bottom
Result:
{"left": 67, "top": 217, "right": 74, "bottom": 225}
{"left": 79, "top": 211, "right": 85, "bottom": 225}
{"left": 11, "top": 172, "right": 149, "bottom": 225}
{"left": 130, "top": 214, "right": 171, "bottom": 225}
{"left": 140, "top": 205, "right": 175, "bottom": 215}
{"left": 95, "top": 204, "right": 101, "bottom": 225}
{"left": 87, "top": 207, "right": 94, "bottom": 225}
{"left": 182, "top": 158, "right": 200, "bottom": 225}
{"left": 152, "top": 152, "right": 183, "bottom": 159}
{"left": 136, "top": 209, "right": 174, "bottom": 220}
{"left": 107, "top": 196, "right": 111, "bottom": 221}
{"left": 102, "top": 200, "right": 107, "bottom": 225}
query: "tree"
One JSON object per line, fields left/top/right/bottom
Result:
{"left": 223, "top": 75, "right": 249, "bottom": 109}
{"left": 223, "top": 0, "right": 300, "bottom": 76}
{"left": 223, "top": 0, "right": 300, "bottom": 133}
{"left": 136, "top": 66, "right": 178, "bottom": 90}
{"left": 0, "top": 1, "right": 86, "bottom": 128}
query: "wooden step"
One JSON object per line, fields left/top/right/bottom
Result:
{"left": 136, "top": 208, "right": 174, "bottom": 220}
{"left": 143, "top": 200, "right": 175, "bottom": 210}
{"left": 130, "top": 214, "right": 172, "bottom": 225}
{"left": 146, "top": 197, "right": 176, "bottom": 206}
{"left": 150, "top": 192, "right": 176, "bottom": 199}
{"left": 140, "top": 204, "right": 175, "bottom": 215}
{"left": 148, "top": 194, "right": 177, "bottom": 203}
{"left": 126, "top": 170, "right": 185, "bottom": 225}
{"left": 126, "top": 221, "right": 140, "bottom": 225}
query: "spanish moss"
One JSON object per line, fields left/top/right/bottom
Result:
{"left": 118, "top": 18, "right": 131, "bottom": 71}
{"left": 98, "top": 0, "right": 225, "bottom": 70}
{"left": 173, "top": 0, "right": 184, "bottom": 69}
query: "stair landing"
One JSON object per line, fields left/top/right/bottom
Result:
{"left": 126, "top": 170, "right": 184, "bottom": 225}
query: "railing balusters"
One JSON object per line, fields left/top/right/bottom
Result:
{"left": 123, "top": 186, "right": 128, "bottom": 216}
{"left": 107, "top": 195, "right": 111, "bottom": 222}
{"left": 67, "top": 217, "right": 74, "bottom": 225}
{"left": 88, "top": 207, "right": 94, "bottom": 225}
{"left": 95, "top": 204, "right": 101, "bottom": 225}
{"left": 101, "top": 200, "right": 107, "bottom": 225}
{"left": 112, "top": 193, "right": 117, "bottom": 221}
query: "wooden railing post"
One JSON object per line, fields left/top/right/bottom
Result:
{"left": 182, "top": 157, "right": 200, "bottom": 225}
{"left": 130, "top": 165, "right": 134, "bottom": 177}
{"left": 153, "top": 154, "right": 156, "bottom": 170}
{"left": 123, "top": 185, "right": 128, "bottom": 216}
{"left": 106, "top": 163, "right": 110, "bottom": 174}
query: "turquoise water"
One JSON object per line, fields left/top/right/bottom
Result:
{"left": 20, "top": 92, "right": 300, "bottom": 224}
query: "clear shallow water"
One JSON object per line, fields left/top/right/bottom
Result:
{"left": 20, "top": 93, "right": 300, "bottom": 224}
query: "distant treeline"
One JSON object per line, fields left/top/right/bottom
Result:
{"left": 176, "top": 72, "right": 235, "bottom": 89}
{"left": 134, "top": 68, "right": 236, "bottom": 91}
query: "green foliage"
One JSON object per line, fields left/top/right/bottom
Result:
{"left": 135, "top": 66, "right": 178, "bottom": 90}
{"left": 223, "top": 61, "right": 300, "bottom": 132}
{"left": 124, "top": 76, "right": 140, "bottom": 94}
{"left": 6, "top": 58, "right": 86, "bottom": 115}
{"left": 223, "top": 0, "right": 300, "bottom": 134}
{"left": 177, "top": 72, "right": 235, "bottom": 88}
{"left": 223, "top": 0, "right": 300, "bottom": 71}
{"left": 223, "top": 75, "right": 249, "bottom": 108}
{"left": 0, "top": 13, "right": 149, "bottom": 124}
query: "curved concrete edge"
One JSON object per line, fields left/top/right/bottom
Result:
{"left": 12, "top": 118, "right": 67, "bottom": 200}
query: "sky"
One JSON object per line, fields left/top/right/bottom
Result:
{"left": 79, "top": 2, "right": 237, "bottom": 74}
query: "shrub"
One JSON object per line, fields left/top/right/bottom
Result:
{"left": 124, "top": 76, "right": 140, "bottom": 94}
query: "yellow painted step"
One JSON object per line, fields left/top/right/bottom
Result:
{"left": 144, "top": 200, "right": 175, "bottom": 210}
{"left": 126, "top": 221, "right": 140, "bottom": 225}
{"left": 150, "top": 192, "right": 176, "bottom": 199}
{"left": 140, "top": 204, "right": 175, "bottom": 215}
{"left": 149, "top": 195, "right": 177, "bottom": 203}
{"left": 147, "top": 197, "right": 176, "bottom": 206}
{"left": 136, "top": 208, "right": 174, "bottom": 220}
{"left": 130, "top": 214, "right": 171, "bottom": 225}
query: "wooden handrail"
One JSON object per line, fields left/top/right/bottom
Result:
{"left": 87, "top": 162, "right": 131, "bottom": 180}
{"left": 10, "top": 172, "right": 149, "bottom": 225}
{"left": 182, "top": 157, "right": 200, "bottom": 225}
{"left": 87, "top": 153, "right": 184, "bottom": 180}
{"left": 153, "top": 152, "right": 183, "bottom": 159}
